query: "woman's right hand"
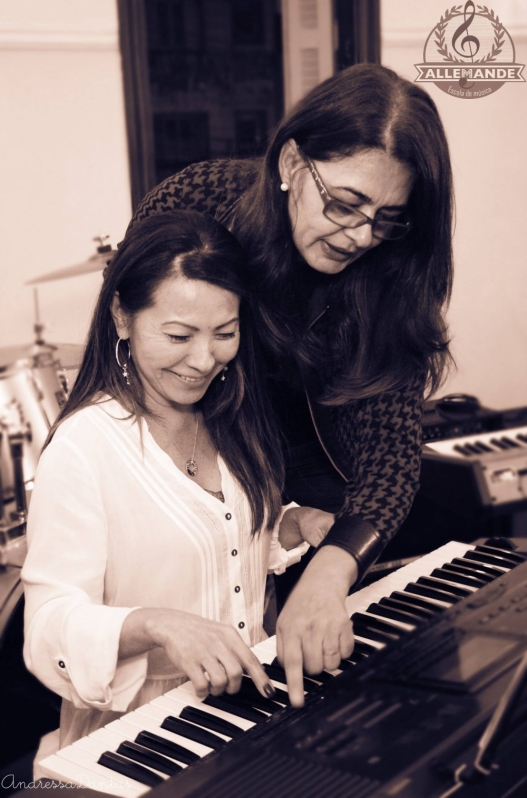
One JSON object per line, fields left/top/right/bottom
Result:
{"left": 120, "top": 607, "right": 274, "bottom": 700}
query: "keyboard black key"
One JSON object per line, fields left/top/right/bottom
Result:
{"left": 490, "top": 438, "right": 510, "bottom": 450}
{"left": 353, "top": 639, "right": 379, "bottom": 656}
{"left": 204, "top": 694, "right": 267, "bottom": 724}
{"left": 368, "top": 602, "right": 421, "bottom": 626}
{"left": 352, "top": 619, "right": 398, "bottom": 645}
{"left": 98, "top": 751, "right": 164, "bottom": 787}
{"left": 210, "top": 685, "right": 280, "bottom": 715}
{"left": 416, "top": 576, "right": 471, "bottom": 598}
{"left": 380, "top": 595, "right": 437, "bottom": 618}
{"left": 453, "top": 445, "right": 472, "bottom": 457}
{"left": 240, "top": 675, "right": 290, "bottom": 706}
{"left": 406, "top": 582, "right": 460, "bottom": 604}
{"left": 263, "top": 662, "right": 319, "bottom": 693}
{"left": 474, "top": 442, "right": 492, "bottom": 453}
{"left": 116, "top": 741, "right": 182, "bottom": 776}
{"left": 433, "top": 567, "right": 486, "bottom": 589}
{"left": 390, "top": 590, "right": 444, "bottom": 615}
{"left": 271, "top": 657, "right": 327, "bottom": 686}
{"left": 452, "top": 558, "right": 502, "bottom": 579}
{"left": 135, "top": 731, "right": 199, "bottom": 765}
{"left": 464, "top": 443, "right": 483, "bottom": 455}
{"left": 352, "top": 612, "right": 404, "bottom": 637}
{"left": 501, "top": 435, "right": 520, "bottom": 449}
{"left": 179, "top": 706, "right": 245, "bottom": 738}
{"left": 442, "top": 562, "right": 492, "bottom": 583}
{"left": 308, "top": 669, "right": 333, "bottom": 683}
{"left": 161, "top": 715, "right": 226, "bottom": 749}
{"left": 475, "top": 545, "right": 526, "bottom": 564}
{"left": 464, "top": 551, "right": 513, "bottom": 569}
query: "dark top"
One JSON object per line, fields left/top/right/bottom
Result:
{"left": 129, "top": 159, "right": 425, "bottom": 582}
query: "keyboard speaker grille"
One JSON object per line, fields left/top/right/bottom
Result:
{"left": 183, "top": 750, "right": 379, "bottom": 798}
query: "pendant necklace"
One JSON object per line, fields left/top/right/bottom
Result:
{"left": 174, "top": 414, "right": 199, "bottom": 477}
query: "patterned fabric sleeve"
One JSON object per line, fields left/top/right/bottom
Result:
{"left": 319, "top": 374, "right": 425, "bottom": 580}
{"left": 129, "top": 159, "right": 256, "bottom": 228}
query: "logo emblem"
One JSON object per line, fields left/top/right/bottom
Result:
{"left": 415, "top": 2, "right": 524, "bottom": 99}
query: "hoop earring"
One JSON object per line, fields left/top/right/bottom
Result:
{"left": 115, "top": 337, "right": 131, "bottom": 385}
{"left": 280, "top": 182, "right": 289, "bottom": 192}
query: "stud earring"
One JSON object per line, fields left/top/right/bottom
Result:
{"left": 280, "top": 182, "right": 289, "bottom": 192}
{"left": 115, "top": 337, "right": 131, "bottom": 385}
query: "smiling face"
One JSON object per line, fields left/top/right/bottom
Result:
{"left": 279, "top": 143, "right": 415, "bottom": 274}
{"left": 112, "top": 270, "right": 240, "bottom": 414}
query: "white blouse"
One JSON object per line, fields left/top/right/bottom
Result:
{"left": 22, "top": 398, "right": 307, "bottom": 748}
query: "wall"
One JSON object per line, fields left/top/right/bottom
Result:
{"left": 0, "top": 0, "right": 131, "bottom": 355}
{"left": 382, "top": 0, "right": 527, "bottom": 410}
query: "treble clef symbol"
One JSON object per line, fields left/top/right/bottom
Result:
{"left": 452, "top": 1, "right": 480, "bottom": 60}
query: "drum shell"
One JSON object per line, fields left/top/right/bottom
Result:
{"left": 0, "top": 362, "right": 66, "bottom": 494}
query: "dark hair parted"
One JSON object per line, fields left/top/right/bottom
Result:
{"left": 47, "top": 211, "right": 284, "bottom": 533}
{"left": 233, "top": 63, "right": 454, "bottom": 402}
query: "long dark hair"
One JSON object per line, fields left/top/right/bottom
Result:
{"left": 233, "top": 63, "right": 454, "bottom": 402}
{"left": 48, "top": 211, "right": 284, "bottom": 532}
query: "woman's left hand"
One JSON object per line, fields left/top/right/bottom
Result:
{"left": 278, "top": 506, "right": 334, "bottom": 550}
{"left": 276, "top": 545, "right": 358, "bottom": 707}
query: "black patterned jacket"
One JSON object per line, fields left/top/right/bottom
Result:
{"left": 130, "top": 160, "right": 424, "bottom": 581}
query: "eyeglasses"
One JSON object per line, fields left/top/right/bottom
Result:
{"left": 304, "top": 156, "right": 411, "bottom": 242}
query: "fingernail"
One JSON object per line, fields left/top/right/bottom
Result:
{"left": 264, "top": 683, "right": 276, "bottom": 698}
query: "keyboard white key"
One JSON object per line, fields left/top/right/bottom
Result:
{"left": 54, "top": 745, "right": 148, "bottom": 798}
{"left": 38, "top": 753, "right": 146, "bottom": 798}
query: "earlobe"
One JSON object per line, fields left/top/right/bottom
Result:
{"left": 110, "top": 292, "right": 130, "bottom": 339}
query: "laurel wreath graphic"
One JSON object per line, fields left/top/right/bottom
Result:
{"left": 433, "top": 5, "right": 506, "bottom": 64}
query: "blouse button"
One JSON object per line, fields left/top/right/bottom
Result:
{"left": 225, "top": 513, "right": 232, "bottom": 520}
{"left": 234, "top": 585, "right": 241, "bottom": 593}
{"left": 58, "top": 660, "right": 66, "bottom": 669}
{"left": 238, "top": 621, "right": 245, "bottom": 629}
{"left": 231, "top": 549, "right": 238, "bottom": 557}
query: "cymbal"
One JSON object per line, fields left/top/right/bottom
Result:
{"left": 26, "top": 246, "right": 117, "bottom": 285}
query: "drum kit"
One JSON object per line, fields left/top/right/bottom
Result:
{"left": 0, "top": 239, "right": 116, "bottom": 625}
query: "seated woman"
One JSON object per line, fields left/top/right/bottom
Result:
{"left": 21, "top": 211, "right": 332, "bottom": 762}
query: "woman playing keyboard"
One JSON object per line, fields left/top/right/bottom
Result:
{"left": 22, "top": 211, "right": 332, "bottom": 763}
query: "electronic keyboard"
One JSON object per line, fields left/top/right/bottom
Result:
{"left": 38, "top": 539, "right": 527, "bottom": 798}
{"left": 423, "top": 425, "right": 527, "bottom": 507}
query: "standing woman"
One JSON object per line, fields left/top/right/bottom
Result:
{"left": 130, "top": 64, "right": 454, "bottom": 705}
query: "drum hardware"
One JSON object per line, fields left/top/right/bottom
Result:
{"left": 0, "top": 405, "right": 30, "bottom": 519}
{"left": 0, "top": 287, "right": 74, "bottom": 503}
{"left": 0, "top": 426, "right": 27, "bottom": 569}
{"left": 9, "top": 431, "right": 28, "bottom": 519}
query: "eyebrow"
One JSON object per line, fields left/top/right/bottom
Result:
{"left": 333, "top": 186, "right": 407, "bottom": 212}
{"left": 161, "top": 317, "right": 239, "bottom": 332}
